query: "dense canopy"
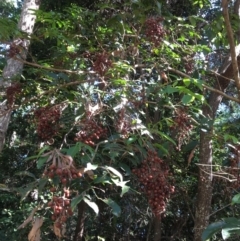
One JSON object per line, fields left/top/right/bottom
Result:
{"left": 1, "top": 0, "right": 240, "bottom": 241}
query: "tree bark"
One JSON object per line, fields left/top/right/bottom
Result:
{"left": 194, "top": 2, "right": 240, "bottom": 240}
{"left": 153, "top": 216, "right": 161, "bottom": 241}
{"left": 0, "top": 0, "right": 41, "bottom": 151}
{"left": 74, "top": 200, "right": 86, "bottom": 241}
{"left": 193, "top": 83, "right": 226, "bottom": 241}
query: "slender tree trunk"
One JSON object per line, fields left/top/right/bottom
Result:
{"left": 74, "top": 200, "right": 86, "bottom": 241}
{"left": 0, "top": 0, "right": 41, "bottom": 151}
{"left": 193, "top": 89, "right": 225, "bottom": 241}
{"left": 153, "top": 216, "right": 161, "bottom": 241}
{"left": 194, "top": 1, "right": 240, "bottom": 239}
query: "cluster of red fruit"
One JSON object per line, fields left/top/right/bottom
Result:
{"left": 34, "top": 106, "right": 61, "bottom": 140}
{"left": 6, "top": 83, "right": 22, "bottom": 107}
{"left": 144, "top": 17, "right": 165, "bottom": 47}
{"left": 44, "top": 164, "right": 83, "bottom": 185}
{"left": 171, "top": 109, "right": 193, "bottom": 150}
{"left": 93, "top": 52, "right": 112, "bottom": 76}
{"left": 42, "top": 150, "right": 83, "bottom": 233}
{"left": 184, "top": 61, "right": 194, "bottom": 74}
{"left": 132, "top": 150, "right": 175, "bottom": 217}
{"left": 48, "top": 191, "right": 73, "bottom": 229}
{"left": 8, "top": 42, "right": 21, "bottom": 58}
{"left": 75, "top": 118, "right": 108, "bottom": 146}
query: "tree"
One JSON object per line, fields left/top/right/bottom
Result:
{"left": 0, "top": 0, "right": 41, "bottom": 151}
{"left": 194, "top": 1, "right": 240, "bottom": 240}
{"left": 1, "top": 0, "right": 240, "bottom": 241}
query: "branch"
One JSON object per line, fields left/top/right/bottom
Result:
{"left": 222, "top": 0, "right": 240, "bottom": 99}
{"left": 13, "top": 57, "right": 96, "bottom": 75}
{"left": 168, "top": 67, "right": 240, "bottom": 103}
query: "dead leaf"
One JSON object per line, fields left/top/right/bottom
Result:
{"left": 28, "top": 217, "right": 43, "bottom": 241}
{"left": 85, "top": 170, "right": 94, "bottom": 179}
{"left": 53, "top": 222, "right": 62, "bottom": 238}
{"left": 18, "top": 207, "right": 38, "bottom": 229}
{"left": 160, "top": 71, "right": 168, "bottom": 83}
{"left": 0, "top": 184, "right": 11, "bottom": 192}
{"left": 187, "top": 145, "right": 198, "bottom": 167}
{"left": 61, "top": 223, "right": 66, "bottom": 237}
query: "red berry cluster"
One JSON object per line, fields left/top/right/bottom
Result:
{"left": 34, "top": 106, "right": 61, "bottom": 140}
{"left": 44, "top": 164, "right": 83, "bottom": 185}
{"left": 93, "top": 52, "right": 112, "bottom": 76}
{"left": 171, "top": 109, "right": 193, "bottom": 150}
{"left": 42, "top": 151, "right": 84, "bottom": 232}
{"left": 75, "top": 118, "right": 108, "bottom": 146}
{"left": 48, "top": 190, "right": 73, "bottom": 230}
{"left": 8, "top": 43, "right": 21, "bottom": 58}
{"left": 144, "top": 17, "right": 165, "bottom": 47}
{"left": 184, "top": 61, "right": 194, "bottom": 74}
{"left": 132, "top": 150, "right": 175, "bottom": 217}
{"left": 6, "top": 83, "right": 22, "bottom": 107}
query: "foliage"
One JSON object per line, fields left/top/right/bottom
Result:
{"left": 1, "top": 0, "right": 240, "bottom": 241}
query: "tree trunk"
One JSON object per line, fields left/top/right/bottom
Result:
{"left": 193, "top": 89, "right": 225, "bottom": 241}
{"left": 153, "top": 216, "right": 161, "bottom": 241}
{"left": 0, "top": 0, "right": 41, "bottom": 151}
{"left": 74, "top": 200, "right": 86, "bottom": 241}
{"left": 194, "top": 1, "right": 240, "bottom": 239}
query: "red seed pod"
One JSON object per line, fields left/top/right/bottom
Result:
{"left": 50, "top": 187, "right": 56, "bottom": 192}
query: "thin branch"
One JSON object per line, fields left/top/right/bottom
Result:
{"left": 222, "top": 0, "right": 240, "bottom": 99}
{"left": 210, "top": 70, "right": 234, "bottom": 83}
{"left": 168, "top": 67, "right": 240, "bottom": 103}
{"left": 196, "top": 163, "right": 238, "bottom": 182}
{"left": 209, "top": 203, "right": 232, "bottom": 217}
{"left": 17, "top": 57, "right": 240, "bottom": 103}
{"left": 13, "top": 57, "right": 96, "bottom": 75}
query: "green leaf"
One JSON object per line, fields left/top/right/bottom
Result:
{"left": 223, "top": 134, "right": 239, "bottom": 144}
{"left": 156, "top": 1, "right": 162, "bottom": 14}
{"left": 126, "top": 136, "right": 137, "bottom": 145}
{"left": 38, "top": 178, "right": 48, "bottom": 194}
{"left": 162, "top": 40, "right": 174, "bottom": 49}
{"left": 202, "top": 221, "right": 225, "bottom": 241}
{"left": 105, "top": 166, "right": 123, "bottom": 182}
{"left": 52, "top": 175, "right": 60, "bottom": 186}
{"left": 102, "top": 198, "right": 121, "bottom": 217}
{"left": 83, "top": 197, "right": 99, "bottom": 215}
{"left": 15, "top": 171, "right": 36, "bottom": 180}
{"left": 119, "top": 163, "right": 131, "bottom": 175}
{"left": 93, "top": 175, "right": 112, "bottom": 184}
{"left": 66, "top": 142, "right": 81, "bottom": 158}
{"left": 183, "top": 78, "right": 191, "bottom": 87}
{"left": 16, "top": 181, "right": 37, "bottom": 201}
{"left": 158, "top": 132, "right": 176, "bottom": 145}
{"left": 222, "top": 227, "right": 240, "bottom": 240}
{"left": 37, "top": 156, "right": 49, "bottom": 169}
{"left": 112, "top": 79, "right": 127, "bottom": 86}
{"left": 182, "top": 94, "right": 195, "bottom": 104}
{"left": 38, "top": 146, "right": 51, "bottom": 156}
{"left": 120, "top": 185, "right": 130, "bottom": 197}
{"left": 0, "top": 184, "right": 11, "bottom": 192}
{"left": 154, "top": 143, "right": 169, "bottom": 155}
{"left": 193, "top": 78, "right": 203, "bottom": 90}
{"left": 85, "top": 163, "right": 98, "bottom": 171}
{"left": 189, "top": 16, "right": 196, "bottom": 27}
{"left": 24, "top": 155, "right": 39, "bottom": 161}
{"left": 71, "top": 192, "right": 85, "bottom": 210}
{"left": 163, "top": 86, "right": 178, "bottom": 94}
{"left": 221, "top": 218, "right": 240, "bottom": 239}
{"left": 232, "top": 193, "right": 240, "bottom": 204}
